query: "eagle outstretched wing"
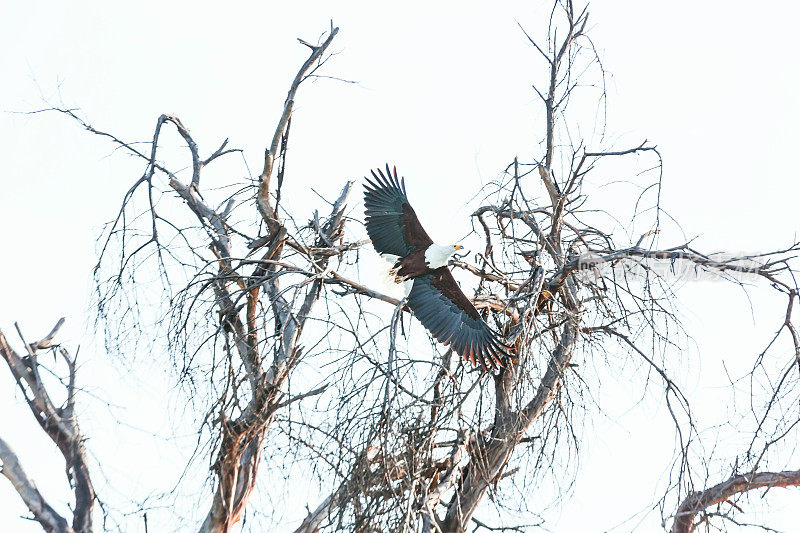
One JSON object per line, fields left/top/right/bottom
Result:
{"left": 407, "top": 269, "right": 508, "bottom": 370}
{"left": 363, "top": 165, "right": 433, "bottom": 257}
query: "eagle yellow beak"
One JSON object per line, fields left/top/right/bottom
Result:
{"left": 454, "top": 245, "right": 464, "bottom": 250}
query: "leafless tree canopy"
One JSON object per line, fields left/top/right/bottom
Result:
{"left": 3, "top": 3, "right": 799, "bottom": 533}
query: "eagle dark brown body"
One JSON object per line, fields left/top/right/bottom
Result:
{"left": 363, "top": 165, "right": 510, "bottom": 370}
{"left": 389, "top": 248, "right": 428, "bottom": 281}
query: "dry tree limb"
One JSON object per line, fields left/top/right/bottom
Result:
{"left": 671, "top": 469, "right": 800, "bottom": 533}
{"left": 0, "top": 437, "right": 72, "bottom": 533}
{"left": 0, "top": 320, "right": 94, "bottom": 533}
{"left": 258, "top": 25, "right": 340, "bottom": 231}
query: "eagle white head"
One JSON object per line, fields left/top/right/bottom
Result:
{"left": 425, "top": 244, "right": 464, "bottom": 269}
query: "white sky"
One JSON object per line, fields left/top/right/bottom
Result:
{"left": 2, "top": 1, "right": 800, "bottom": 531}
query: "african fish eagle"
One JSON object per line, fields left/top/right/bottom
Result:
{"left": 363, "top": 165, "right": 509, "bottom": 370}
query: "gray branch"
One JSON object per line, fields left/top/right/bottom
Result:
{"left": 0, "top": 323, "right": 94, "bottom": 533}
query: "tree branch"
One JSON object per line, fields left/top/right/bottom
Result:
{"left": 0, "top": 436, "right": 71, "bottom": 533}
{"left": 258, "top": 26, "right": 340, "bottom": 230}
{"left": 672, "top": 469, "right": 800, "bottom": 533}
{"left": 0, "top": 323, "right": 94, "bottom": 533}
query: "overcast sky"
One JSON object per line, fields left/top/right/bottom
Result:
{"left": 2, "top": 2, "right": 799, "bottom": 532}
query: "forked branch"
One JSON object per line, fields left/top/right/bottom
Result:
{"left": 0, "top": 320, "right": 94, "bottom": 533}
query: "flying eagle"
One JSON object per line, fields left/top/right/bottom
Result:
{"left": 363, "top": 165, "right": 509, "bottom": 370}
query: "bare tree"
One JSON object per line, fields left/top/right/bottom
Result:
{"left": 4, "top": 2, "right": 800, "bottom": 532}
